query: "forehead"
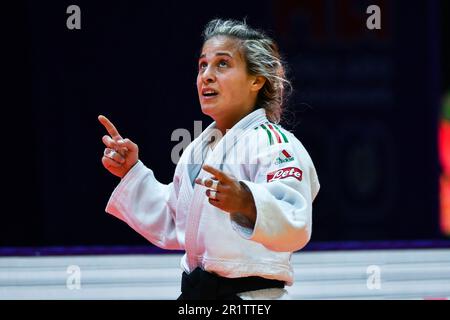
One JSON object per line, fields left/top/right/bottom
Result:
{"left": 200, "top": 36, "right": 242, "bottom": 59}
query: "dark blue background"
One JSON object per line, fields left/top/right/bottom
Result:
{"left": 2, "top": 0, "right": 448, "bottom": 247}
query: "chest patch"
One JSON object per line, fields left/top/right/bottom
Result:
{"left": 274, "top": 149, "right": 295, "bottom": 165}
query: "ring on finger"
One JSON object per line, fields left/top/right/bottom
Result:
{"left": 208, "top": 190, "right": 217, "bottom": 200}
{"left": 105, "top": 149, "right": 116, "bottom": 159}
{"left": 209, "top": 180, "right": 219, "bottom": 191}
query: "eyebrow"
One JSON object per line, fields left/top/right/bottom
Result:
{"left": 199, "top": 52, "right": 233, "bottom": 60}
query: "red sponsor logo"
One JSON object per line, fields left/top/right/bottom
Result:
{"left": 267, "top": 167, "right": 303, "bottom": 182}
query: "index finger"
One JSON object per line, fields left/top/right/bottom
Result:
{"left": 98, "top": 115, "right": 123, "bottom": 140}
{"left": 202, "top": 164, "right": 231, "bottom": 183}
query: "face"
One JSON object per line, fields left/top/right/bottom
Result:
{"left": 197, "top": 36, "right": 264, "bottom": 127}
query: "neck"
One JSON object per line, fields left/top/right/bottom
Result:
{"left": 214, "top": 107, "right": 256, "bottom": 135}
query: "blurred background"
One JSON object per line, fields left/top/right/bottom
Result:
{"left": 2, "top": 0, "right": 450, "bottom": 250}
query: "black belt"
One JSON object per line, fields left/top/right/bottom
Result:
{"left": 178, "top": 267, "right": 285, "bottom": 300}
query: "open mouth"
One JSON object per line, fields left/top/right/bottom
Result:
{"left": 202, "top": 88, "right": 219, "bottom": 98}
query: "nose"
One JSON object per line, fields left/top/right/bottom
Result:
{"left": 201, "top": 65, "right": 216, "bottom": 84}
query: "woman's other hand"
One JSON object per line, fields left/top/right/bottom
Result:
{"left": 195, "top": 165, "right": 257, "bottom": 225}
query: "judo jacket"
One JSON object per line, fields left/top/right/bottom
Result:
{"left": 106, "top": 108, "right": 320, "bottom": 285}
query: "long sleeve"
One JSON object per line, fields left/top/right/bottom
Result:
{"left": 105, "top": 160, "right": 182, "bottom": 250}
{"left": 230, "top": 133, "right": 320, "bottom": 253}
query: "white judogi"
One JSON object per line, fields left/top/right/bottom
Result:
{"left": 106, "top": 108, "right": 320, "bottom": 290}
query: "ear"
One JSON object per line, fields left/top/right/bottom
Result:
{"left": 250, "top": 76, "right": 266, "bottom": 92}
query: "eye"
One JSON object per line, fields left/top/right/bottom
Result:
{"left": 199, "top": 61, "right": 207, "bottom": 70}
{"left": 218, "top": 60, "right": 229, "bottom": 67}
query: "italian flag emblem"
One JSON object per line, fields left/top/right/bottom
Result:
{"left": 274, "top": 150, "right": 294, "bottom": 165}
